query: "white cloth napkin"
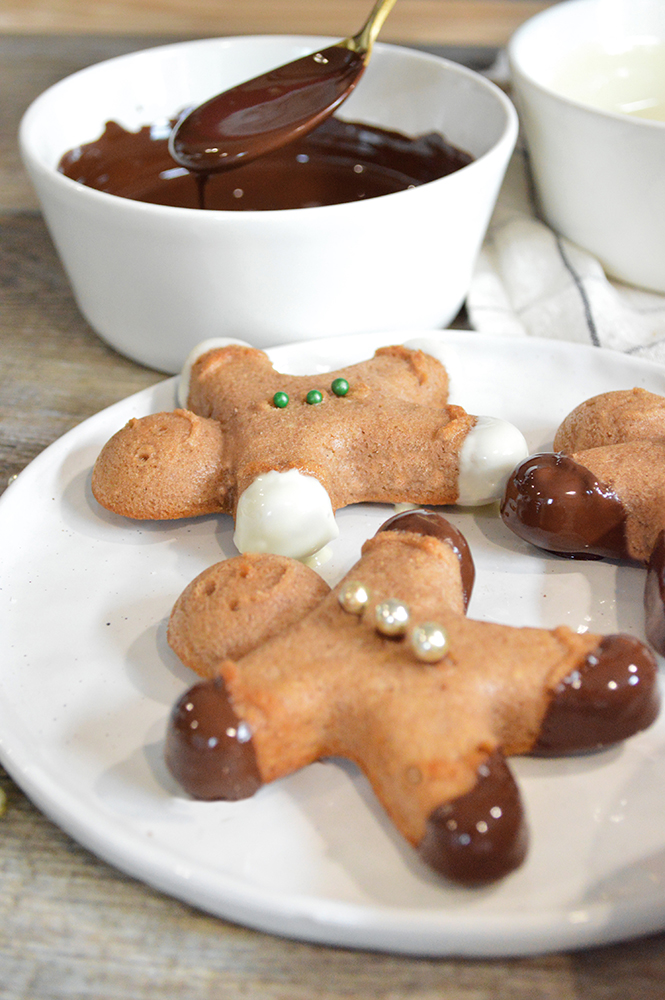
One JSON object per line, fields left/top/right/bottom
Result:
{"left": 466, "top": 145, "right": 665, "bottom": 363}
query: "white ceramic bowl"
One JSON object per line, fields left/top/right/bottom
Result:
{"left": 20, "top": 36, "right": 517, "bottom": 373}
{"left": 509, "top": 0, "right": 665, "bottom": 293}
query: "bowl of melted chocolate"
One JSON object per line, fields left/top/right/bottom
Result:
{"left": 20, "top": 36, "right": 518, "bottom": 372}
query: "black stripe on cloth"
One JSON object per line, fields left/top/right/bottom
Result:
{"left": 555, "top": 235, "right": 600, "bottom": 347}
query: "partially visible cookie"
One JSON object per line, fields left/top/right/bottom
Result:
{"left": 501, "top": 387, "right": 665, "bottom": 651}
{"left": 553, "top": 386, "right": 665, "bottom": 454}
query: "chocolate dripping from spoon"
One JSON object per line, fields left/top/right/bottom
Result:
{"left": 168, "top": 0, "right": 398, "bottom": 207}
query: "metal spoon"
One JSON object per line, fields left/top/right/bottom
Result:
{"left": 168, "top": 0, "right": 398, "bottom": 174}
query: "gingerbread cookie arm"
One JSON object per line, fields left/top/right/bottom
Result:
{"left": 92, "top": 410, "right": 231, "bottom": 519}
{"left": 555, "top": 389, "right": 665, "bottom": 562}
{"left": 532, "top": 632, "right": 659, "bottom": 755}
{"left": 501, "top": 451, "right": 631, "bottom": 561}
{"left": 501, "top": 441, "right": 665, "bottom": 564}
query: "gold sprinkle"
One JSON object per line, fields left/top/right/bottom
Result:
{"left": 375, "top": 599, "right": 410, "bottom": 636}
{"left": 338, "top": 581, "right": 371, "bottom": 615}
{"left": 410, "top": 622, "right": 449, "bottom": 663}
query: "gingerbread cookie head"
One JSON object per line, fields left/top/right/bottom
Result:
{"left": 164, "top": 509, "right": 659, "bottom": 885}
{"left": 500, "top": 387, "right": 665, "bottom": 653}
{"left": 91, "top": 341, "right": 529, "bottom": 560}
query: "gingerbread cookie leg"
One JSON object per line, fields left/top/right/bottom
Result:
{"left": 165, "top": 511, "right": 659, "bottom": 885}
{"left": 420, "top": 750, "right": 527, "bottom": 884}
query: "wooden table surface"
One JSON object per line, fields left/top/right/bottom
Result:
{"left": 2, "top": 7, "right": 665, "bottom": 998}
{"left": 1, "top": 1, "right": 552, "bottom": 46}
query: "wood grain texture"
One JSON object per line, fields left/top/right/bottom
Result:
{"left": 0, "top": 213, "right": 163, "bottom": 487}
{"left": 2, "top": 28, "right": 665, "bottom": 1000}
{"left": 0, "top": 1, "right": 554, "bottom": 46}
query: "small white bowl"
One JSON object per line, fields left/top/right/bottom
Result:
{"left": 509, "top": 0, "right": 665, "bottom": 293}
{"left": 20, "top": 36, "right": 517, "bottom": 373}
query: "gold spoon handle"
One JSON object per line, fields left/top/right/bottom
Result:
{"left": 339, "top": 0, "right": 399, "bottom": 61}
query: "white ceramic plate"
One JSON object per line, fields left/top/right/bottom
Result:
{"left": 2, "top": 330, "right": 665, "bottom": 958}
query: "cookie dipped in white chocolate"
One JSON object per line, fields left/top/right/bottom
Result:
{"left": 457, "top": 416, "right": 529, "bottom": 506}
{"left": 234, "top": 469, "right": 339, "bottom": 560}
{"left": 404, "top": 337, "right": 529, "bottom": 505}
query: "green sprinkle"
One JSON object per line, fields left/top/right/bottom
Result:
{"left": 273, "top": 391, "right": 289, "bottom": 408}
{"left": 306, "top": 389, "right": 323, "bottom": 405}
{"left": 331, "top": 377, "right": 350, "bottom": 397}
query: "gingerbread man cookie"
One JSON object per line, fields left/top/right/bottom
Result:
{"left": 501, "top": 387, "right": 665, "bottom": 653}
{"left": 91, "top": 340, "right": 528, "bottom": 560}
{"left": 164, "top": 509, "right": 659, "bottom": 885}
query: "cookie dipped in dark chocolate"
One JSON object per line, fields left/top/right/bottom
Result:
{"left": 422, "top": 630, "right": 660, "bottom": 883}
{"left": 532, "top": 634, "right": 660, "bottom": 756}
{"left": 501, "top": 453, "right": 631, "bottom": 561}
{"left": 419, "top": 751, "right": 528, "bottom": 885}
{"left": 378, "top": 507, "right": 475, "bottom": 611}
{"left": 58, "top": 116, "right": 472, "bottom": 211}
{"left": 165, "top": 677, "right": 262, "bottom": 800}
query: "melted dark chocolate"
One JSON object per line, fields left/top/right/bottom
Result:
{"left": 165, "top": 677, "right": 262, "bottom": 800}
{"left": 419, "top": 751, "right": 528, "bottom": 885}
{"left": 170, "top": 46, "right": 367, "bottom": 173}
{"left": 645, "top": 530, "right": 665, "bottom": 655}
{"left": 58, "top": 115, "right": 472, "bottom": 211}
{"left": 378, "top": 508, "right": 475, "bottom": 610}
{"left": 533, "top": 634, "right": 660, "bottom": 756}
{"left": 501, "top": 453, "right": 631, "bottom": 561}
